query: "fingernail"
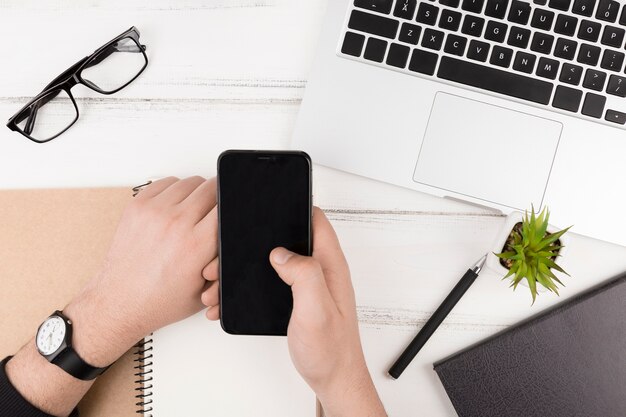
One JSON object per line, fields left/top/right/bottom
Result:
{"left": 272, "top": 248, "right": 293, "bottom": 265}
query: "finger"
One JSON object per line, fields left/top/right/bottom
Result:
{"left": 310, "top": 207, "right": 356, "bottom": 313}
{"left": 179, "top": 177, "right": 217, "bottom": 225}
{"left": 202, "top": 257, "right": 219, "bottom": 282}
{"left": 206, "top": 305, "right": 220, "bottom": 321}
{"left": 154, "top": 176, "right": 205, "bottom": 205}
{"left": 135, "top": 176, "right": 179, "bottom": 200}
{"left": 194, "top": 207, "right": 219, "bottom": 258}
{"left": 270, "top": 247, "right": 338, "bottom": 318}
{"left": 201, "top": 281, "right": 219, "bottom": 307}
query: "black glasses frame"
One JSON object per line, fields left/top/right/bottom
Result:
{"left": 6, "top": 26, "right": 148, "bottom": 144}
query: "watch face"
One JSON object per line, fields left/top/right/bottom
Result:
{"left": 36, "top": 316, "right": 66, "bottom": 355}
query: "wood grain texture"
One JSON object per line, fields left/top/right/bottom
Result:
{"left": 1, "top": 1, "right": 626, "bottom": 416}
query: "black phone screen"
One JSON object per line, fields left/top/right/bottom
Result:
{"left": 217, "top": 150, "right": 312, "bottom": 336}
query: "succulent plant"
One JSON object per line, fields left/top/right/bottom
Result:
{"left": 496, "top": 207, "right": 570, "bottom": 304}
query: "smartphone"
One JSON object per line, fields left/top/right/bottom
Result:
{"left": 217, "top": 150, "right": 312, "bottom": 336}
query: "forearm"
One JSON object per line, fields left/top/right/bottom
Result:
{"left": 5, "top": 288, "right": 140, "bottom": 417}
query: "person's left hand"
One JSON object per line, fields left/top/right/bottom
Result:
{"left": 64, "top": 176, "right": 220, "bottom": 367}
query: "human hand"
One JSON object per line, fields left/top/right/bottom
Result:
{"left": 269, "top": 208, "right": 386, "bottom": 417}
{"left": 64, "top": 176, "right": 220, "bottom": 367}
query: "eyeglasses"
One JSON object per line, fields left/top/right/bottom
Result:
{"left": 6, "top": 26, "right": 148, "bottom": 144}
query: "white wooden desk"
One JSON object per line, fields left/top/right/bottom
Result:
{"left": 2, "top": 1, "right": 626, "bottom": 415}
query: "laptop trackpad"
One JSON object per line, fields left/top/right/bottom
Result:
{"left": 413, "top": 93, "right": 562, "bottom": 210}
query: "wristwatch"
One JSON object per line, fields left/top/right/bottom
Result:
{"left": 35, "top": 310, "right": 109, "bottom": 381}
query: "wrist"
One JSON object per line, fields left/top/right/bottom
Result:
{"left": 316, "top": 363, "right": 386, "bottom": 417}
{"left": 63, "top": 287, "right": 141, "bottom": 367}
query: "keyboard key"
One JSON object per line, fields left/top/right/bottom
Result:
{"left": 601, "top": 49, "right": 625, "bottom": 71}
{"left": 606, "top": 74, "right": 626, "bottom": 97}
{"left": 440, "top": 0, "right": 461, "bottom": 7}
{"left": 341, "top": 32, "right": 366, "bottom": 56}
{"left": 572, "top": 0, "right": 595, "bottom": 16}
{"left": 577, "top": 43, "right": 601, "bottom": 65}
{"left": 490, "top": 45, "right": 514, "bottom": 67}
{"left": 601, "top": 25, "right": 625, "bottom": 47}
{"left": 408, "top": 48, "right": 439, "bottom": 74}
{"left": 554, "top": 14, "right": 579, "bottom": 36}
{"left": 416, "top": 3, "right": 440, "bottom": 25}
{"left": 537, "top": 57, "right": 560, "bottom": 79}
{"left": 508, "top": 26, "right": 532, "bottom": 48}
{"left": 552, "top": 85, "right": 583, "bottom": 112}
{"left": 467, "top": 39, "right": 491, "bottom": 61}
{"left": 445, "top": 34, "right": 468, "bottom": 55}
{"left": 621, "top": 5, "right": 626, "bottom": 26}
{"left": 508, "top": 0, "right": 532, "bottom": 24}
{"left": 394, "top": 0, "right": 418, "bottom": 19}
{"left": 348, "top": 10, "right": 400, "bottom": 39}
{"left": 581, "top": 93, "right": 606, "bottom": 118}
{"left": 577, "top": 19, "right": 602, "bottom": 41}
{"left": 364, "top": 37, "right": 388, "bottom": 61}
{"left": 560, "top": 63, "right": 584, "bottom": 84}
{"left": 605, "top": 109, "right": 626, "bottom": 124}
{"left": 583, "top": 69, "right": 607, "bottom": 90}
{"left": 513, "top": 51, "right": 537, "bottom": 73}
{"left": 554, "top": 38, "right": 578, "bottom": 59}
{"left": 531, "top": 32, "right": 555, "bottom": 54}
{"left": 485, "top": 0, "right": 509, "bottom": 19}
{"left": 531, "top": 8, "right": 555, "bottom": 30}
{"left": 596, "top": 0, "right": 620, "bottom": 22}
{"left": 422, "top": 28, "right": 446, "bottom": 50}
{"left": 439, "top": 9, "right": 463, "bottom": 31}
{"left": 485, "top": 20, "right": 508, "bottom": 42}
{"left": 534, "top": 0, "right": 547, "bottom": 5}
{"left": 462, "top": 0, "right": 485, "bottom": 13}
{"left": 355, "top": 0, "right": 394, "bottom": 14}
{"left": 548, "top": 0, "right": 571, "bottom": 11}
{"left": 386, "top": 43, "right": 411, "bottom": 67}
{"left": 399, "top": 23, "right": 423, "bottom": 44}
{"left": 462, "top": 15, "right": 486, "bottom": 36}
{"left": 437, "top": 56, "right": 554, "bottom": 104}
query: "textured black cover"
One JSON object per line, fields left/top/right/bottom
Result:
{"left": 434, "top": 273, "right": 626, "bottom": 417}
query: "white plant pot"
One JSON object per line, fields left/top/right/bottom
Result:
{"left": 485, "top": 210, "right": 569, "bottom": 293}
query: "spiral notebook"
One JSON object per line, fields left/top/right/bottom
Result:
{"left": 0, "top": 186, "right": 316, "bottom": 416}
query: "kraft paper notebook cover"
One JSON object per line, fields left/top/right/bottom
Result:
{"left": 0, "top": 187, "right": 317, "bottom": 417}
{"left": 0, "top": 188, "right": 138, "bottom": 417}
{"left": 434, "top": 273, "right": 626, "bottom": 417}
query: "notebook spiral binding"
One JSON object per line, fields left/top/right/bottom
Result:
{"left": 134, "top": 337, "right": 154, "bottom": 416}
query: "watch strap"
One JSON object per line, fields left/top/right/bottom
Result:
{"left": 52, "top": 346, "right": 109, "bottom": 381}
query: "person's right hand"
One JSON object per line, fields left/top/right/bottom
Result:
{"left": 269, "top": 208, "right": 386, "bottom": 417}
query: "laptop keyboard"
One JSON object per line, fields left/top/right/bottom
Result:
{"left": 339, "top": 0, "right": 626, "bottom": 127}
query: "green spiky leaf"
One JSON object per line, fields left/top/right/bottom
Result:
{"left": 495, "top": 206, "right": 571, "bottom": 304}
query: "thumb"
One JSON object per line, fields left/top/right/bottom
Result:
{"left": 270, "top": 247, "right": 337, "bottom": 316}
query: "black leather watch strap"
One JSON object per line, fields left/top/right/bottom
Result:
{"left": 52, "top": 346, "right": 108, "bottom": 381}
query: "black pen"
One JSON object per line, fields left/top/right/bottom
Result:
{"left": 388, "top": 253, "right": 488, "bottom": 380}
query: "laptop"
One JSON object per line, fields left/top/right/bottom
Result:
{"left": 292, "top": 0, "right": 626, "bottom": 246}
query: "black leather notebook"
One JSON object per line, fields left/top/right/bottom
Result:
{"left": 434, "top": 273, "right": 626, "bottom": 417}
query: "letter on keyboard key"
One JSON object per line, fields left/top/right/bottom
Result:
{"left": 399, "top": 23, "right": 422, "bottom": 44}
{"left": 508, "top": 1, "right": 532, "bottom": 24}
{"left": 554, "top": 14, "right": 578, "bottom": 35}
{"left": 408, "top": 49, "right": 439, "bottom": 75}
{"left": 394, "top": 0, "right": 418, "bottom": 19}
{"left": 467, "top": 39, "right": 491, "bottom": 61}
{"left": 437, "top": 56, "right": 554, "bottom": 104}
{"left": 552, "top": 85, "right": 583, "bottom": 112}
{"left": 462, "top": 15, "right": 486, "bottom": 36}
{"left": 416, "top": 3, "right": 440, "bottom": 25}
{"left": 354, "top": 0, "right": 394, "bottom": 14}
{"left": 606, "top": 75, "right": 626, "bottom": 97}
{"left": 536, "top": 57, "right": 560, "bottom": 79}
{"left": 601, "top": 25, "right": 626, "bottom": 47}
{"left": 577, "top": 43, "right": 601, "bottom": 65}
{"left": 422, "top": 28, "right": 445, "bottom": 50}
{"left": 348, "top": 10, "right": 399, "bottom": 39}
{"left": 462, "top": 0, "right": 485, "bottom": 13}
{"left": 490, "top": 45, "right": 514, "bottom": 67}
{"left": 531, "top": 8, "right": 555, "bottom": 30}
{"left": 581, "top": 93, "right": 607, "bottom": 118}
{"left": 513, "top": 51, "right": 537, "bottom": 73}
{"left": 485, "top": 0, "right": 509, "bottom": 19}
{"left": 578, "top": 19, "right": 602, "bottom": 41}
